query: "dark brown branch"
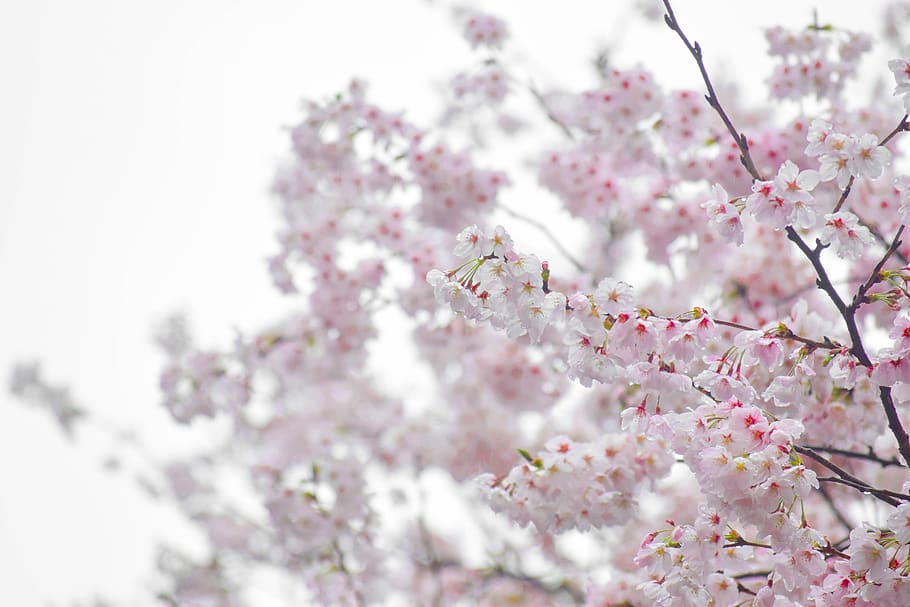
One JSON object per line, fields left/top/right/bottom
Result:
{"left": 796, "top": 446, "right": 876, "bottom": 488}
{"left": 801, "top": 445, "right": 905, "bottom": 468}
{"left": 723, "top": 537, "right": 772, "bottom": 550}
{"left": 845, "top": 224, "right": 910, "bottom": 466}
{"left": 662, "top": 0, "right": 763, "bottom": 181}
{"left": 796, "top": 446, "right": 906, "bottom": 506}
{"left": 712, "top": 319, "right": 754, "bottom": 332}
{"left": 878, "top": 386, "right": 910, "bottom": 467}
{"left": 857, "top": 213, "right": 908, "bottom": 265}
{"left": 784, "top": 231, "right": 847, "bottom": 313}
{"left": 816, "top": 476, "right": 903, "bottom": 507}
{"left": 732, "top": 570, "right": 770, "bottom": 580}
{"left": 735, "top": 582, "right": 758, "bottom": 596}
{"left": 881, "top": 114, "right": 909, "bottom": 146}
{"left": 773, "top": 276, "right": 868, "bottom": 305}
{"left": 830, "top": 176, "right": 855, "bottom": 214}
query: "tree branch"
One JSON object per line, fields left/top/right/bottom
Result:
{"left": 528, "top": 82, "right": 575, "bottom": 140}
{"left": 854, "top": 225, "right": 905, "bottom": 307}
{"left": 662, "top": 0, "right": 910, "bottom": 472}
{"left": 800, "top": 445, "right": 905, "bottom": 468}
{"left": 817, "top": 484, "right": 854, "bottom": 535}
{"left": 713, "top": 318, "right": 840, "bottom": 351}
{"left": 499, "top": 203, "right": 587, "bottom": 274}
{"left": 662, "top": 0, "right": 763, "bottom": 181}
{"left": 795, "top": 446, "right": 907, "bottom": 506}
{"left": 881, "top": 114, "right": 909, "bottom": 146}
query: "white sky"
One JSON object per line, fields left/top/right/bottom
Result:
{"left": 0, "top": 1, "right": 891, "bottom": 604}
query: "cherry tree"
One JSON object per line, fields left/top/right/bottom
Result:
{"left": 12, "top": 1, "right": 910, "bottom": 605}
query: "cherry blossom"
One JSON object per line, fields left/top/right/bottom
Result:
{"left": 701, "top": 183, "right": 744, "bottom": 245}
{"left": 889, "top": 50, "right": 910, "bottom": 111}
{"left": 819, "top": 211, "right": 874, "bottom": 259}
{"left": 12, "top": 3, "right": 910, "bottom": 606}
{"left": 461, "top": 10, "right": 508, "bottom": 50}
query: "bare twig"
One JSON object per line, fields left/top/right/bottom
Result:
{"left": 499, "top": 203, "right": 587, "bottom": 273}
{"left": 816, "top": 476, "right": 903, "bottom": 507}
{"left": 817, "top": 484, "right": 854, "bottom": 534}
{"left": 881, "top": 114, "right": 909, "bottom": 146}
{"left": 528, "top": 83, "right": 575, "bottom": 140}
{"left": 830, "top": 176, "right": 855, "bottom": 214}
{"left": 795, "top": 446, "right": 906, "bottom": 506}
{"left": 861, "top": 215, "right": 909, "bottom": 265}
{"left": 801, "top": 445, "right": 905, "bottom": 468}
{"left": 662, "top": 0, "right": 764, "bottom": 182}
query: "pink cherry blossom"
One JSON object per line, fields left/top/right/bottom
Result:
{"left": 819, "top": 211, "right": 874, "bottom": 259}
{"left": 14, "top": 4, "right": 910, "bottom": 606}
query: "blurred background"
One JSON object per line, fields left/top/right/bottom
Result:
{"left": 0, "top": 1, "right": 892, "bottom": 604}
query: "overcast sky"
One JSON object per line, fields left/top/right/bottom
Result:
{"left": 0, "top": 1, "right": 890, "bottom": 604}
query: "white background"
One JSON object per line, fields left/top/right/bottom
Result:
{"left": 0, "top": 1, "right": 889, "bottom": 604}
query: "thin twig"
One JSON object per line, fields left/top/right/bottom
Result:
{"left": 801, "top": 445, "right": 905, "bottom": 468}
{"left": 830, "top": 176, "right": 855, "bottom": 214}
{"left": 796, "top": 446, "right": 906, "bottom": 506}
{"left": 713, "top": 319, "right": 840, "bottom": 351}
{"left": 732, "top": 570, "right": 770, "bottom": 581}
{"left": 853, "top": 207, "right": 909, "bottom": 265}
{"left": 482, "top": 563, "right": 585, "bottom": 604}
{"left": 816, "top": 476, "right": 903, "bottom": 507}
{"left": 817, "top": 484, "right": 854, "bottom": 535}
{"left": 724, "top": 537, "right": 772, "bottom": 550}
{"left": 662, "top": 0, "right": 763, "bottom": 182}
{"left": 831, "top": 114, "right": 907, "bottom": 214}
{"left": 854, "top": 225, "right": 905, "bottom": 306}
{"left": 528, "top": 83, "right": 575, "bottom": 140}
{"left": 499, "top": 204, "right": 587, "bottom": 273}
{"left": 881, "top": 114, "right": 909, "bottom": 146}
{"left": 426, "top": 559, "right": 584, "bottom": 604}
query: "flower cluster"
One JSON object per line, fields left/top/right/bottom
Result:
{"left": 461, "top": 10, "right": 508, "bottom": 50}
{"left": 427, "top": 225, "right": 566, "bottom": 343}
{"left": 409, "top": 143, "right": 510, "bottom": 228}
{"left": 745, "top": 160, "right": 819, "bottom": 230}
{"left": 819, "top": 210, "right": 874, "bottom": 259}
{"left": 701, "top": 183, "right": 744, "bottom": 245}
{"left": 451, "top": 63, "right": 510, "bottom": 105}
{"left": 160, "top": 349, "right": 249, "bottom": 424}
{"left": 765, "top": 25, "right": 871, "bottom": 100}
{"left": 637, "top": 400, "right": 831, "bottom": 604}
{"left": 805, "top": 118, "right": 891, "bottom": 188}
{"left": 17, "top": 4, "right": 910, "bottom": 607}
{"left": 477, "top": 432, "right": 674, "bottom": 533}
